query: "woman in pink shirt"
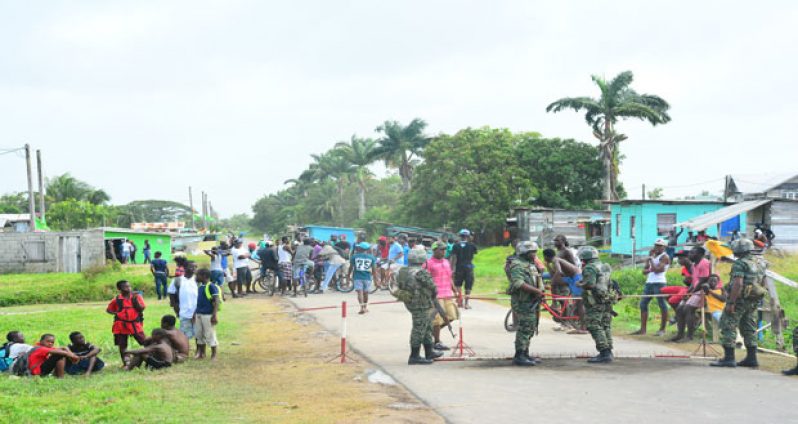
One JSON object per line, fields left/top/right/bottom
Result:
{"left": 424, "top": 242, "right": 459, "bottom": 350}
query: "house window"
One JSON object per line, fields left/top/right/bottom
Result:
{"left": 630, "top": 216, "right": 636, "bottom": 238}
{"left": 656, "top": 213, "right": 677, "bottom": 236}
{"left": 615, "top": 214, "right": 621, "bottom": 236}
{"left": 23, "top": 241, "right": 46, "bottom": 262}
{"left": 783, "top": 191, "right": 798, "bottom": 200}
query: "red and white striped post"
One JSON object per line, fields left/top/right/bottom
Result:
{"left": 340, "top": 300, "right": 348, "bottom": 363}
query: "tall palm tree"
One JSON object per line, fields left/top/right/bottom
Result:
{"left": 304, "top": 150, "right": 355, "bottom": 226}
{"left": 546, "top": 71, "right": 671, "bottom": 201}
{"left": 335, "top": 136, "right": 378, "bottom": 219}
{"left": 46, "top": 173, "right": 110, "bottom": 205}
{"left": 373, "top": 118, "right": 429, "bottom": 192}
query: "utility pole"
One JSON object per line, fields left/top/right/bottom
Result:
{"left": 202, "top": 191, "right": 207, "bottom": 230}
{"left": 723, "top": 175, "right": 730, "bottom": 202}
{"left": 36, "top": 149, "right": 45, "bottom": 224}
{"left": 188, "top": 186, "right": 195, "bottom": 230}
{"left": 24, "top": 144, "right": 36, "bottom": 232}
{"left": 642, "top": 184, "right": 646, "bottom": 200}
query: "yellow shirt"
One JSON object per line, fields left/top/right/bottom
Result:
{"left": 706, "top": 289, "right": 725, "bottom": 313}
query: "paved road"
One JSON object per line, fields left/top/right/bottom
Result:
{"left": 287, "top": 291, "right": 797, "bottom": 423}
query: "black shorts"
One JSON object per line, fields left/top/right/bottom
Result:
{"left": 114, "top": 332, "right": 147, "bottom": 347}
{"left": 236, "top": 267, "right": 252, "bottom": 284}
{"left": 145, "top": 356, "right": 172, "bottom": 370}
{"left": 38, "top": 355, "right": 62, "bottom": 376}
{"left": 454, "top": 267, "right": 475, "bottom": 291}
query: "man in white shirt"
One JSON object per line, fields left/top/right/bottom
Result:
{"left": 120, "top": 240, "right": 132, "bottom": 264}
{"left": 230, "top": 240, "right": 252, "bottom": 297}
{"left": 168, "top": 261, "right": 199, "bottom": 339}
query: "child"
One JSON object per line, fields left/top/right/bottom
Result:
{"left": 106, "top": 280, "right": 147, "bottom": 363}
{"left": 23, "top": 334, "right": 79, "bottom": 378}
{"left": 124, "top": 329, "right": 175, "bottom": 370}
{"left": 704, "top": 274, "right": 726, "bottom": 324}
{"left": 65, "top": 331, "right": 104, "bottom": 376}
{"left": 194, "top": 268, "right": 220, "bottom": 360}
{"left": 348, "top": 242, "right": 378, "bottom": 314}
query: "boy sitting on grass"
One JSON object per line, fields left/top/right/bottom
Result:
{"left": 65, "top": 331, "right": 104, "bottom": 376}
{"left": 124, "top": 329, "right": 175, "bottom": 371}
{"left": 25, "top": 334, "right": 80, "bottom": 378}
{"left": 147, "top": 315, "right": 190, "bottom": 362}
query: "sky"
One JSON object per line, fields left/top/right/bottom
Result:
{"left": 1, "top": 1, "right": 796, "bottom": 217}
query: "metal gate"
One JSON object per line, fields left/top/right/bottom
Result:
{"left": 58, "top": 236, "right": 81, "bottom": 273}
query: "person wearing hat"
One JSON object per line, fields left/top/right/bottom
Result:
{"left": 578, "top": 246, "right": 616, "bottom": 363}
{"left": 507, "top": 241, "right": 544, "bottom": 366}
{"left": 712, "top": 238, "right": 766, "bottom": 368}
{"left": 450, "top": 229, "right": 478, "bottom": 309}
{"left": 632, "top": 238, "right": 671, "bottom": 336}
{"left": 394, "top": 248, "right": 443, "bottom": 365}
{"left": 427, "top": 241, "right": 459, "bottom": 350}
{"left": 348, "top": 242, "right": 378, "bottom": 314}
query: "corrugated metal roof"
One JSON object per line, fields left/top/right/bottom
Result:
{"left": 675, "top": 199, "right": 773, "bottom": 231}
{"left": 730, "top": 173, "right": 796, "bottom": 194}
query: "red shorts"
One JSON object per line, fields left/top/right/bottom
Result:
{"left": 660, "top": 286, "right": 688, "bottom": 307}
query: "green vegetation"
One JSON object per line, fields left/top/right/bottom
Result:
{"left": 0, "top": 265, "right": 157, "bottom": 307}
{"left": 472, "top": 246, "right": 798, "bottom": 350}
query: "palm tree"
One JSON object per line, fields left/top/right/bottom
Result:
{"left": 546, "top": 71, "right": 671, "bottom": 201}
{"left": 46, "top": 173, "right": 110, "bottom": 205}
{"left": 335, "top": 136, "right": 378, "bottom": 219}
{"left": 304, "top": 150, "right": 355, "bottom": 226}
{"left": 373, "top": 118, "right": 429, "bottom": 192}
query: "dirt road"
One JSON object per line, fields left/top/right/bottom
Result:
{"left": 289, "top": 291, "right": 798, "bottom": 423}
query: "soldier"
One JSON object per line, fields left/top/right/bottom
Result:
{"left": 782, "top": 326, "right": 798, "bottom": 376}
{"left": 394, "top": 248, "right": 444, "bottom": 365}
{"left": 507, "top": 241, "right": 545, "bottom": 366}
{"left": 710, "top": 238, "right": 766, "bottom": 368}
{"left": 578, "top": 247, "right": 615, "bottom": 363}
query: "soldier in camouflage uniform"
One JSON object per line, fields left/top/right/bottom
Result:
{"left": 711, "top": 238, "right": 766, "bottom": 368}
{"left": 394, "top": 248, "right": 443, "bottom": 365}
{"left": 783, "top": 326, "right": 798, "bottom": 375}
{"left": 578, "top": 246, "right": 615, "bottom": 363}
{"left": 507, "top": 241, "right": 545, "bottom": 366}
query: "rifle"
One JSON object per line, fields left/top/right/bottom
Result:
{"left": 431, "top": 300, "right": 456, "bottom": 339}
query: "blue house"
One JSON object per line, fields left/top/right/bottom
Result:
{"left": 609, "top": 200, "right": 736, "bottom": 255}
{"left": 299, "top": 225, "right": 357, "bottom": 243}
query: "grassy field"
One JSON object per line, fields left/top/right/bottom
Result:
{"left": 473, "top": 246, "right": 798, "bottom": 351}
{"left": 0, "top": 299, "right": 441, "bottom": 423}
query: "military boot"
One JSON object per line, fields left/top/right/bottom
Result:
{"left": 424, "top": 344, "right": 443, "bottom": 360}
{"left": 587, "top": 349, "right": 612, "bottom": 364}
{"left": 737, "top": 348, "right": 759, "bottom": 368}
{"left": 782, "top": 359, "right": 798, "bottom": 376}
{"left": 513, "top": 350, "right": 536, "bottom": 366}
{"left": 525, "top": 348, "right": 541, "bottom": 364}
{"left": 709, "top": 347, "right": 737, "bottom": 367}
{"left": 408, "top": 347, "right": 433, "bottom": 365}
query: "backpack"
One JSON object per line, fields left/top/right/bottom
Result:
{"left": 588, "top": 262, "right": 616, "bottom": 304}
{"left": 504, "top": 255, "right": 517, "bottom": 281}
{"left": 0, "top": 343, "right": 14, "bottom": 372}
{"left": 11, "top": 347, "right": 40, "bottom": 377}
{"left": 205, "top": 284, "right": 222, "bottom": 311}
{"left": 115, "top": 294, "right": 144, "bottom": 324}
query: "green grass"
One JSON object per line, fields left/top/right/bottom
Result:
{"left": 472, "top": 246, "right": 798, "bottom": 350}
{"left": 0, "top": 302, "right": 241, "bottom": 423}
{"left": 0, "top": 265, "right": 158, "bottom": 307}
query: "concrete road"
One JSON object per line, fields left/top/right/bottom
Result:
{"left": 287, "top": 291, "right": 797, "bottom": 423}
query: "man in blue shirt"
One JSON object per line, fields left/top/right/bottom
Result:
{"left": 388, "top": 235, "right": 405, "bottom": 269}
{"left": 348, "top": 242, "right": 378, "bottom": 314}
{"left": 194, "top": 268, "right": 220, "bottom": 360}
{"left": 149, "top": 252, "right": 169, "bottom": 300}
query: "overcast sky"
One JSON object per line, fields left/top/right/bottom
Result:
{"left": 1, "top": 1, "right": 796, "bottom": 217}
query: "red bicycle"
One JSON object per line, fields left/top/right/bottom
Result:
{"left": 504, "top": 290, "right": 581, "bottom": 332}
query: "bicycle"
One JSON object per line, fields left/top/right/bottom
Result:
{"left": 294, "top": 264, "right": 314, "bottom": 297}
{"left": 254, "top": 268, "right": 278, "bottom": 295}
{"left": 504, "top": 290, "right": 580, "bottom": 332}
{"left": 370, "top": 260, "right": 398, "bottom": 294}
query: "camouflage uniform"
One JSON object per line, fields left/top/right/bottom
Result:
{"left": 396, "top": 267, "right": 437, "bottom": 348}
{"left": 719, "top": 256, "right": 764, "bottom": 349}
{"left": 508, "top": 256, "right": 542, "bottom": 352}
{"left": 793, "top": 326, "right": 798, "bottom": 355}
{"left": 581, "top": 260, "right": 614, "bottom": 352}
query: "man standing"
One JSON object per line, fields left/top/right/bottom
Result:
{"left": 194, "top": 268, "right": 220, "bottom": 360}
{"left": 426, "top": 242, "right": 458, "bottom": 351}
{"left": 231, "top": 240, "right": 252, "bottom": 297}
{"left": 388, "top": 235, "right": 405, "bottom": 270}
{"left": 711, "top": 239, "right": 765, "bottom": 368}
{"left": 507, "top": 241, "right": 544, "bottom": 366}
{"left": 142, "top": 240, "right": 152, "bottom": 264}
{"left": 348, "top": 242, "right": 378, "bottom": 314}
{"left": 293, "top": 239, "right": 315, "bottom": 295}
{"left": 168, "top": 261, "right": 198, "bottom": 341}
{"left": 106, "top": 280, "right": 146, "bottom": 363}
{"left": 632, "top": 239, "right": 671, "bottom": 336}
{"left": 395, "top": 249, "right": 443, "bottom": 365}
{"left": 450, "top": 229, "right": 478, "bottom": 309}
{"left": 578, "top": 247, "right": 615, "bottom": 363}
{"left": 120, "top": 240, "right": 132, "bottom": 264}
{"left": 150, "top": 251, "right": 169, "bottom": 301}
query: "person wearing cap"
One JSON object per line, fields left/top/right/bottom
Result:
{"left": 632, "top": 238, "right": 671, "bottom": 336}
{"left": 507, "top": 241, "right": 544, "bottom": 366}
{"left": 425, "top": 242, "right": 459, "bottom": 350}
{"left": 348, "top": 242, "right": 378, "bottom": 314}
{"left": 450, "top": 229, "right": 478, "bottom": 309}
